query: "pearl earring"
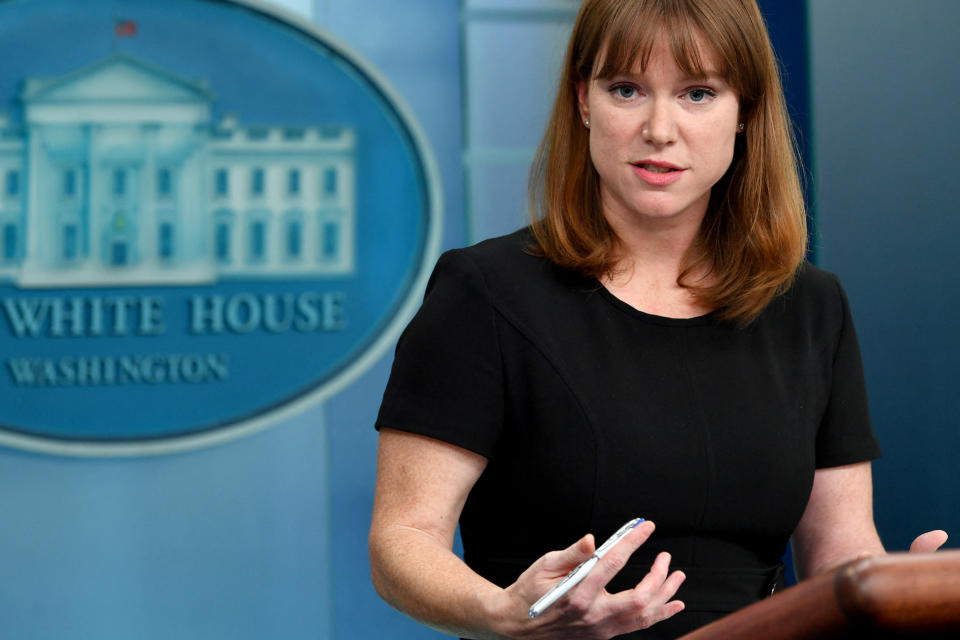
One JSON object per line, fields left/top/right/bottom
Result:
{"left": 584, "top": 117, "right": 590, "bottom": 127}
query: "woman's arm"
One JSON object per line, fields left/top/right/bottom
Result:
{"left": 791, "top": 462, "right": 885, "bottom": 579}
{"left": 791, "top": 461, "right": 947, "bottom": 580}
{"left": 369, "top": 427, "right": 498, "bottom": 636}
{"left": 369, "top": 428, "right": 686, "bottom": 639}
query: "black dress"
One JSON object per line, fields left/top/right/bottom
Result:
{"left": 376, "top": 229, "right": 881, "bottom": 638}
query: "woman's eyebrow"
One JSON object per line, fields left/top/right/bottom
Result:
{"left": 594, "top": 69, "right": 725, "bottom": 83}
{"left": 683, "top": 69, "right": 723, "bottom": 82}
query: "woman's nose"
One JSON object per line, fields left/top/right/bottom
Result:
{"left": 641, "top": 98, "right": 677, "bottom": 146}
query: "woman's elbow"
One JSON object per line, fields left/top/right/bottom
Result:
{"left": 368, "top": 528, "right": 395, "bottom": 603}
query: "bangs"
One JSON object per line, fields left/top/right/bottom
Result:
{"left": 591, "top": 1, "right": 733, "bottom": 82}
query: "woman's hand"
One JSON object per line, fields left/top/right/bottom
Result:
{"left": 909, "top": 530, "right": 948, "bottom": 553}
{"left": 489, "top": 520, "right": 686, "bottom": 640}
{"left": 848, "top": 529, "right": 949, "bottom": 565}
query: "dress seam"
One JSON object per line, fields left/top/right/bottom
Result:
{"left": 678, "top": 329, "right": 715, "bottom": 565}
{"left": 459, "top": 250, "right": 602, "bottom": 530}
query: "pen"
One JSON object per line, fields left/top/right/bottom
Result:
{"left": 528, "top": 517, "right": 644, "bottom": 618}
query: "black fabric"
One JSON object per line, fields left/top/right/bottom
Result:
{"left": 376, "top": 228, "right": 881, "bottom": 639}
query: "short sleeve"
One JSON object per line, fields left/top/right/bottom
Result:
{"left": 375, "top": 249, "right": 504, "bottom": 458}
{"left": 815, "top": 276, "right": 882, "bottom": 468}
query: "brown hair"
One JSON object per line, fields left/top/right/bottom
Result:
{"left": 529, "top": 0, "right": 807, "bottom": 324}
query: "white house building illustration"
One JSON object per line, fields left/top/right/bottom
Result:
{"left": 0, "top": 55, "right": 356, "bottom": 288}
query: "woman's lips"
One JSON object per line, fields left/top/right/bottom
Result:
{"left": 631, "top": 162, "right": 685, "bottom": 186}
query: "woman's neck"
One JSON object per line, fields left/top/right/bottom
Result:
{"left": 601, "top": 211, "right": 713, "bottom": 318}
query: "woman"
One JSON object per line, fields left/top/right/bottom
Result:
{"left": 369, "top": 1, "right": 946, "bottom": 638}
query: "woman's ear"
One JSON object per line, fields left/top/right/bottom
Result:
{"left": 576, "top": 79, "right": 590, "bottom": 127}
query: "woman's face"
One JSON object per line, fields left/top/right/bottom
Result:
{"left": 578, "top": 37, "right": 741, "bottom": 232}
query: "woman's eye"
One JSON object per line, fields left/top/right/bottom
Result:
{"left": 611, "top": 85, "right": 637, "bottom": 99}
{"left": 686, "top": 88, "right": 717, "bottom": 103}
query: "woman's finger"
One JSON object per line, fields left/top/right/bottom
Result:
{"left": 653, "top": 567, "right": 687, "bottom": 604}
{"left": 611, "top": 552, "right": 685, "bottom": 610}
{"left": 536, "top": 533, "right": 595, "bottom": 575}
{"left": 579, "top": 520, "right": 656, "bottom": 593}
{"left": 541, "top": 521, "right": 656, "bottom": 619}
{"left": 909, "top": 529, "right": 948, "bottom": 553}
{"left": 601, "top": 554, "right": 686, "bottom": 635}
{"left": 636, "top": 551, "right": 673, "bottom": 590}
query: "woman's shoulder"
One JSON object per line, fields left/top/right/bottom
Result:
{"left": 788, "top": 260, "right": 836, "bottom": 290}
{"left": 765, "top": 261, "right": 853, "bottom": 331}
{"left": 426, "top": 228, "right": 593, "bottom": 329}
{"left": 448, "top": 227, "right": 539, "bottom": 270}
{"left": 435, "top": 227, "right": 584, "bottom": 294}
{"left": 787, "top": 262, "right": 847, "bottom": 304}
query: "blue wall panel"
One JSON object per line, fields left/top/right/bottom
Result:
{"left": 810, "top": 0, "right": 959, "bottom": 551}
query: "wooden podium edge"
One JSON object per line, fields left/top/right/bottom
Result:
{"left": 678, "top": 550, "right": 960, "bottom": 639}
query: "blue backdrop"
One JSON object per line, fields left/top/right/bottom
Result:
{"left": 0, "top": 1, "right": 956, "bottom": 639}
